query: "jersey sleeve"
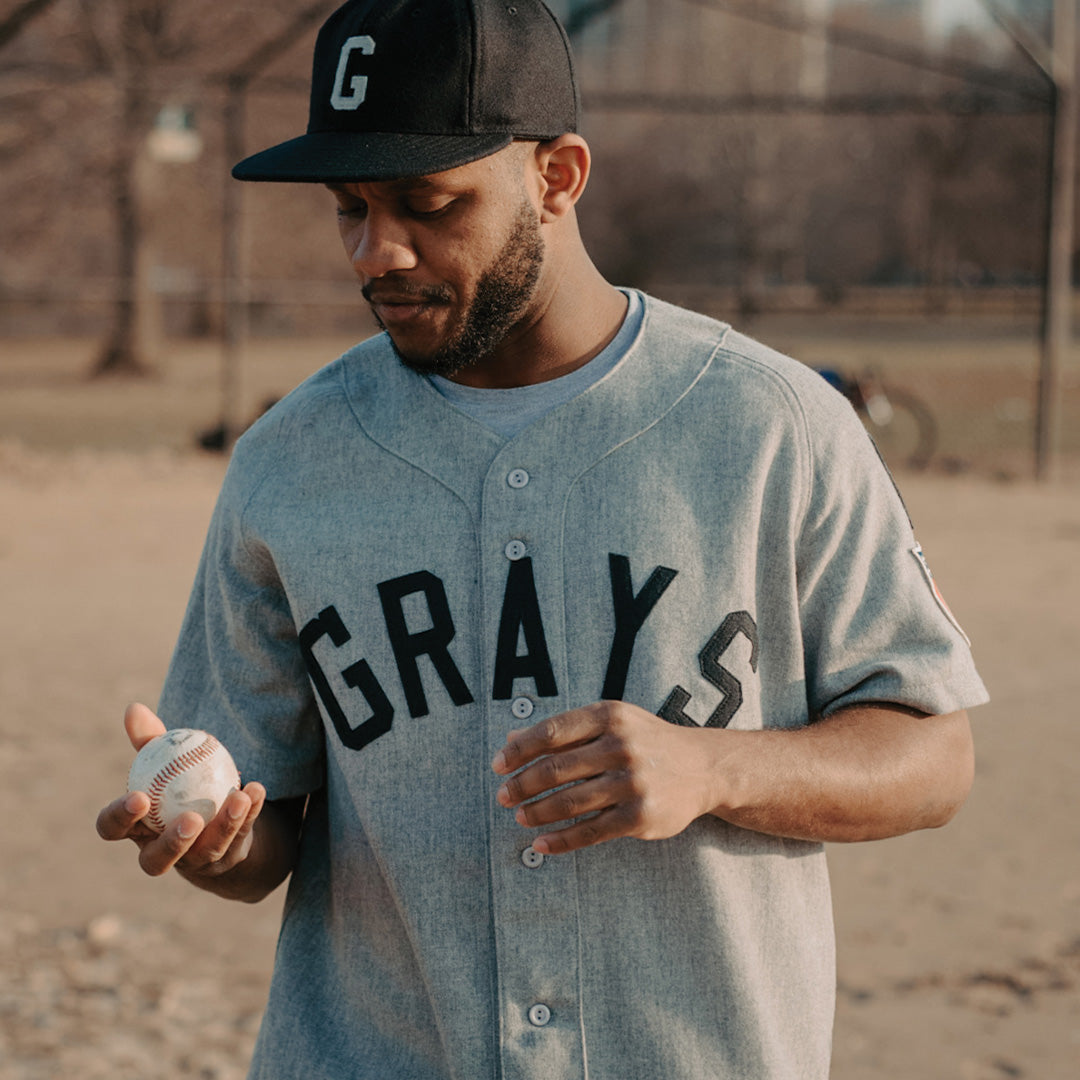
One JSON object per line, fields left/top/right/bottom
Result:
{"left": 792, "top": 375, "right": 988, "bottom": 719}
{"left": 156, "top": 442, "right": 326, "bottom": 800}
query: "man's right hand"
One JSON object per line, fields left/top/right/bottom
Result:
{"left": 96, "top": 703, "right": 300, "bottom": 902}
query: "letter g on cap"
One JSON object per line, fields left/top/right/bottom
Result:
{"left": 331, "top": 35, "right": 376, "bottom": 110}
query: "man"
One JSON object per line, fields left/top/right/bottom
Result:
{"left": 97, "top": 2, "right": 988, "bottom": 1077}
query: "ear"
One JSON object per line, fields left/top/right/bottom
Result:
{"left": 533, "top": 135, "right": 591, "bottom": 223}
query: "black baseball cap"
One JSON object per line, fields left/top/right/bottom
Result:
{"left": 232, "top": 0, "right": 579, "bottom": 183}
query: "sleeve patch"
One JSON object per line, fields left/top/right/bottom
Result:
{"left": 911, "top": 543, "right": 971, "bottom": 646}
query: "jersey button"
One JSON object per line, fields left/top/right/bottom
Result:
{"left": 528, "top": 1003, "right": 552, "bottom": 1027}
{"left": 520, "top": 845, "right": 545, "bottom": 869}
{"left": 511, "top": 696, "right": 534, "bottom": 720}
{"left": 507, "top": 468, "right": 530, "bottom": 489}
{"left": 504, "top": 539, "right": 527, "bottom": 561}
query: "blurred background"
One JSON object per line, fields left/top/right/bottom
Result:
{"left": 0, "top": 0, "right": 1078, "bottom": 478}
{"left": 1, "top": 2, "right": 1078, "bottom": 1079}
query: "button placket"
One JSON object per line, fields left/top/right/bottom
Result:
{"left": 504, "top": 467, "right": 529, "bottom": 562}
{"left": 484, "top": 453, "right": 582, "bottom": 1072}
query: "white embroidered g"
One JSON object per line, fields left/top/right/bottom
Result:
{"left": 331, "top": 36, "right": 375, "bottom": 110}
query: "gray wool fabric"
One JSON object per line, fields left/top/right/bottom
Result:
{"left": 159, "top": 292, "right": 987, "bottom": 1080}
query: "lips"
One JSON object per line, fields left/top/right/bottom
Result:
{"left": 370, "top": 299, "right": 429, "bottom": 325}
{"left": 364, "top": 286, "right": 451, "bottom": 330}
{"left": 366, "top": 291, "right": 427, "bottom": 306}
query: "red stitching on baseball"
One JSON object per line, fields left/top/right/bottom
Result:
{"left": 146, "top": 733, "right": 221, "bottom": 831}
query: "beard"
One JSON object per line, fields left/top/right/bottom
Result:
{"left": 370, "top": 198, "right": 544, "bottom": 379}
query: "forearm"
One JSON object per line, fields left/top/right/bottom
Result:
{"left": 178, "top": 795, "right": 306, "bottom": 903}
{"left": 705, "top": 706, "right": 974, "bottom": 843}
{"left": 492, "top": 700, "right": 974, "bottom": 854}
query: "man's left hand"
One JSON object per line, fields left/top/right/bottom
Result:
{"left": 491, "top": 701, "right": 717, "bottom": 855}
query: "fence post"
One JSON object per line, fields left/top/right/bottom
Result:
{"left": 1036, "top": 0, "right": 1077, "bottom": 481}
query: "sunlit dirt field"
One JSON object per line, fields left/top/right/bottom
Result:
{"left": 1, "top": 319, "right": 1077, "bottom": 1078}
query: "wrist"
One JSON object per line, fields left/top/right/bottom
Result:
{"left": 675, "top": 725, "right": 754, "bottom": 825}
{"left": 178, "top": 795, "right": 303, "bottom": 903}
{"left": 698, "top": 728, "right": 782, "bottom": 828}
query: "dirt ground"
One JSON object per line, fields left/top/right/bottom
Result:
{"left": 0, "top": 327, "right": 1078, "bottom": 1078}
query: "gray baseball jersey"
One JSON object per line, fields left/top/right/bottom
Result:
{"left": 159, "top": 292, "right": 987, "bottom": 1080}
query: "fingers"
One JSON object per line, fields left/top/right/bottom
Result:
{"left": 492, "top": 704, "right": 609, "bottom": 775}
{"left": 494, "top": 702, "right": 637, "bottom": 813}
{"left": 98, "top": 780, "right": 267, "bottom": 879}
{"left": 507, "top": 774, "right": 619, "bottom": 830}
{"left": 492, "top": 703, "right": 637, "bottom": 855}
{"left": 136, "top": 812, "right": 207, "bottom": 877}
{"left": 496, "top": 742, "right": 611, "bottom": 809}
{"left": 96, "top": 704, "right": 163, "bottom": 842}
{"left": 96, "top": 790, "right": 153, "bottom": 842}
{"left": 531, "top": 808, "right": 632, "bottom": 856}
{"left": 177, "top": 782, "right": 266, "bottom": 877}
{"left": 103, "top": 704, "right": 266, "bottom": 880}
{"left": 500, "top": 766, "right": 646, "bottom": 855}
{"left": 95, "top": 791, "right": 199, "bottom": 877}
{"left": 491, "top": 701, "right": 710, "bottom": 854}
{"left": 124, "top": 701, "right": 167, "bottom": 751}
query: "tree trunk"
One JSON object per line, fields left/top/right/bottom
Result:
{"left": 93, "top": 148, "right": 153, "bottom": 375}
{"left": 92, "top": 31, "right": 156, "bottom": 378}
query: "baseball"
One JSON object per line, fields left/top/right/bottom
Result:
{"left": 127, "top": 728, "right": 241, "bottom": 833}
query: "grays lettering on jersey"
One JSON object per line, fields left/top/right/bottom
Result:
{"left": 159, "top": 292, "right": 987, "bottom": 1080}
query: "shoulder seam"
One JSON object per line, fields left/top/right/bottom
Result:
{"left": 233, "top": 367, "right": 348, "bottom": 561}
{"left": 710, "top": 336, "right": 816, "bottom": 526}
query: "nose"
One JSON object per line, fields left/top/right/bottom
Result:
{"left": 344, "top": 210, "right": 419, "bottom": 279}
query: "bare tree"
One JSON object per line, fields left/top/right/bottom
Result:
{"left": 90, "top": 0, "right": 245, "bottom": 374}
{"left": 0, "top": 0, "right": 329, "bottom": 375}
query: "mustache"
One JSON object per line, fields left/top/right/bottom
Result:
{"left": 361, "top": 280, "right": 453, "bottom": 304}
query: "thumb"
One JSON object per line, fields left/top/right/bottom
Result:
{"left": 124, "top": 702, "right": 167, "bottom": 751}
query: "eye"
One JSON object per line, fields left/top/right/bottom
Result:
{"left": 407, "top": 197, "right": 454, "bottom": 219}
{"left": 334, "top": 197, "right": 367, "bottom": 220}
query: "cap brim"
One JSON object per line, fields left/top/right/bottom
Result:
{"left": 232, "top": 130, "right": 514, "bottom": 183}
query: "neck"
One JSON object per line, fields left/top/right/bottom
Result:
{"left": 445, "top": 248, "right": 628, "bottom": 390}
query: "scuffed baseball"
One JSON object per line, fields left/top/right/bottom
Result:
{"left": 127, "top": 728, "right": 241, "bottom": 833}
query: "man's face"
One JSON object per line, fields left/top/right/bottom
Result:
{"left": 328, "top": 148, "right": 545, "bottom": 379}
